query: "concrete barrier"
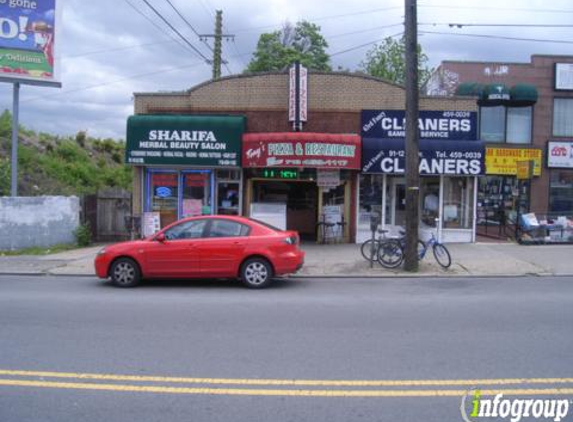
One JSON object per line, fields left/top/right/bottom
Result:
{"left": 0, "top": 196, "right": 80, "bottom": 250}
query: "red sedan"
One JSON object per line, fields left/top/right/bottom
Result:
{"left": 94, "top": 215, "right": 304, "bottom": 288}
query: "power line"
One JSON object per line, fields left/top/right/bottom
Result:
{"left": 327, "top": 24, "right": 402, "bottom": 40}
{"left": 122, "top": 0, "right": 190, "bottom": 54}
{"left": 139, "top": 0, "right": 211, "bottom": 62}
{"left": 62, "top": 39, "right": 175, "bottom": 60}
{"left": 419, "top": 4, "right": 573, "bottom": 14}
{"left": 163, "top": 0, "right": 213, "bottom": 53}
{"left": 420, "top": 30, "right": 573, "bottom": 45}
{"left": 330, "top": 32, "right": 404, "bottom": 57}
{"left": 420, "top": 23, "right": 573, "bottom": 28}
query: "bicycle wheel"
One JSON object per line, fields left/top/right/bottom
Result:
{"left": 377, "top": 239, "right": 404, "bottom": 268}
{"left": 432, "top": 243, "right": 451, "bottom": 269}
{"left": 361, "top": 239, "right": 380, "bottom": 262}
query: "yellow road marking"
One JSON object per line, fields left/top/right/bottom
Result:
{"left": 0, "top": 370, "right": 572, "bottom": 388}
{"left": 0, "top": 379, "right": 572, "bottom": 397}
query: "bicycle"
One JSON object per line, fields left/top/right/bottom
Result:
{"left": 377, "top": 231, "right": 451, "bottom": 269}
{"left": 418, "top": 232, "right": 451, "bottom": 269}
{"left": 360, "top": 228, "right": 392, "bottom": 262}
{"left": 376, "top": 230, "right": 425, "bottom": 269}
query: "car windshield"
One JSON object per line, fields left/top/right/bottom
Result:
{"left": 248, "top": 218, "right": 284, "bottom": 232}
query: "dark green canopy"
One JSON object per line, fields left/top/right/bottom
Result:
{"left": 509, "top": 84, "right": 538, "bottom": 106}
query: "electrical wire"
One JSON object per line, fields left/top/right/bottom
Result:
{"left": 419, "top": 4, "right": 573, "bottom": 14}
{"left": 420, "top": 23, "right": 573, "bottom": 28}
{"left": 420, "top": 30, "right": 573, "bottom": 45}
{"left": 163, "top": 0, "right": 213, "bottom": 52}
{"left": 63, "top": 39, "right": 176, "bottom": 60}
{"left": 330, "top": 32, "right": 404, "bottom": 57}
{"left": 139, "top": 0, "right": 211, "bottom": 62}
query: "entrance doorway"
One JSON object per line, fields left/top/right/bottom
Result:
{"left": 251, "top": 180, "right": 318, "bottom": 240}
{"left": 387, "top": 177, "right": 406, "bottom": 226}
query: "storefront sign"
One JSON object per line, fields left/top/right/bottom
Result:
{"left": 0, "top": 0, "right": 61, "bottom": 85}
{"left": 317, "top": 169, "right": 340, "bottom": 187}
{"left": 485, "top": 147, "right": 542, "bottom": 176}
{"left": 261, "top": 169, "right": 299, "bottom": 179}
{"left": 362, "top": 138, "right": 485, "bottom": 175}
{"left": 361, "top": 110, "right": 477, "bottom": 141}
{"left": 288, "top": 63, "right": 308, "bottom": 123}
{"left": 243, "top": 133, "right": 361, "bottom": 169}
{"left": 126, "top": 115, "right": 245, "bottom": 167}
{"left": 547, "top": 141, "right": 573, "bottom": 169}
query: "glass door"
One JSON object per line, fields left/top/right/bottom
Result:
{"left": 387, "top": 177, "right": 406, "bottom": 226}
{"left": 181, "top": 171, "right": 211, "bottom": 217}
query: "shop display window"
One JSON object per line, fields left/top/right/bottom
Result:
{"left": 358, "top": 174, "right": 383, "bottom": 226}
{"left": 549, "top": 171, "right": 573, "bottom": 213}
{"left": 420, "top": 178, "right": 440, "bottom": 227}
{"left": 149, "top": 171, "right": 179, "bottom": 228}
{"left": 442, "top": 177, "right": 474, "bottom": 229}
{"left": 182, "top": 172, "right": 211, "bottom": 217}
{"left": 217, "top": 182, "right": 240, "bottom": 215}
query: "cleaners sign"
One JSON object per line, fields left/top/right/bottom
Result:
{"left": 0, "top": 0, "right": 60, "bottom": 84}
{"left": 125, "top": 115, "right": 245, "bottom": 167}
{"left": 362, "top": 110, "right": 477, "bottom": 140}
{"left": 362, "top": 138, "right": 485, "bottom": 175}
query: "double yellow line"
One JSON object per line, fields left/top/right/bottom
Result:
{"left": 0, "top": 369, "right": 572, "bottom": 398}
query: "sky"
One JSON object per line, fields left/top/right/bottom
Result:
{"left": 0, "top": 0, "right": 571, "bottom": 141}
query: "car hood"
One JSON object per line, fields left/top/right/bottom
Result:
{"left": 104, "top": 239, "right": 150, "bottom": 252}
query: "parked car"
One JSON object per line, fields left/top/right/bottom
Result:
{"left": 94, "top": 215, "right": 304, "bottom": 289}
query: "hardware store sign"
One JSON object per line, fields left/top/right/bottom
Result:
{"left": 485, "top": 147, "right": 542, "bottom": 176}
{"left": 362, "top": 110, "right": 477, "bottom": 140}
{"left": 126, "top": 115, "right": 244, "bottom": 167}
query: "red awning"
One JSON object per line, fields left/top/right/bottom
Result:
{"left": 242, "top": 132, "right": 361, "bottom": 169}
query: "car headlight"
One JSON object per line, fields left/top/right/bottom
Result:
{"left": 96, "top": 248, "right": 107, "bottom": 256}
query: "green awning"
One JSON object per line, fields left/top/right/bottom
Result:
{"left": 455, "top": 82, "right": 484, "bottom": 97}
{"left": 125, "top": 115, "right": 246, "bottom": 167}
{"left": 509, "top": 84, "right": 538, "bottom": 106}
{"left": 479, "top": 84, "right": 511, "bottom": 106}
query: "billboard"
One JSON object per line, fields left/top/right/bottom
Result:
{"left": 0, "top": 0, "right": 60, "bottom": 85}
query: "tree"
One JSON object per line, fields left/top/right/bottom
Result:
{"left": 246, "top": 21, "right": 331, "bottom": 72}
{"left": 360, "top": 36, "right": 432, "bottom": 87}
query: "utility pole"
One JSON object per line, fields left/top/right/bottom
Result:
{"left": 201, "top": 10, "right": 234, "bottom": 80}
{"left": 404, "top": 0, "right": 420, "bottom": 272}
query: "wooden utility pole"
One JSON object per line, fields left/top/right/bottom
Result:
{"left": 201, "top": 10, "right": 234, "bottom": 80}
{"left": 404, "top": 0, "right": 420, "bottom": 272}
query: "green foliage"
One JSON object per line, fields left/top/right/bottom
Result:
{"left": 360, "top": 36, "right": 432, "bottom": 87}
{"left": 74, "top": 222, "right": 92, "bottom": 247}
{"left": 0, "top": 158, "right": 10, "bottom": 196}
{"left": 0, "top": 110, "right": 12, "bottom": 138}
{"left": 246, "top": 21, "right": 331, "bottom": 72}
{"left": 75, "top": 131, "right": 87, "bottom": 147}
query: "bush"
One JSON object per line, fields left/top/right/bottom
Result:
{"left": 74, "top": 222, "right": 92, "bottom": 247}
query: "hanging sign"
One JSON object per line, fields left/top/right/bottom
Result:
{"left": 317, "top": 169, "right": 340, "bottom": 187}
{"left": 516, "top": 160, "right": 534, "bottom": 180}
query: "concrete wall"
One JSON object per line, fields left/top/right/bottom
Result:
{"left": 0, "top": 196, "right": 80, "bottom": 250}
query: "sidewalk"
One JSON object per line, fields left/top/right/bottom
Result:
{"left": 0, "top": 242, "right": 572, "bottom": 278}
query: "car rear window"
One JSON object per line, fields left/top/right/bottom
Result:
{"left": 248, "top": 218, "right": 284, "bottom": 232}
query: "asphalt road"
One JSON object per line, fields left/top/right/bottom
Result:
{"left": 0, "top": 275, "right": 572, "bottom": 422}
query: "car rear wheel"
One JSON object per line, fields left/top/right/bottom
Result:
{"left": 240, "top": 258, "right": 273, "bottom": 289}
{"left": 110, "top": 258, "right": 141, "bottom": 288}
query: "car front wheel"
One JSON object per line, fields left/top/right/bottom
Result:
{"left": 240, "top": 258, "right": 273, "bottom": 289}
{"left": 110, "top": 258, "right": 141, "bottom": 288}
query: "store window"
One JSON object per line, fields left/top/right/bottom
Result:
{"left": 420, "top": 178, "right": 440, "bottom": 227}
{"left": 549, "top": 171, "right": 573, "bottom": 213}
{"left": 553, "top": 98, "right": 573, "bottom": 137}
{"left": 216, "top": 169, "right": 241, "bottom": 215}
{"left": 149, "top": 171, "right": 179, "bottom": 228}
{"left": 443, "top": 177, "right": 474, "bottom": 229}
{"left": 480, "top": 106, "right": 505, "bottom": 142}
{"left": 480, "top": 106, "right": 532, "bottom": 143}
{"left": 182, "top": 171, "right": 211, "bottom": 217}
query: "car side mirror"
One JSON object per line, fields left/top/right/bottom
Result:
{"left": 155, "top": 233, "right": 166, "bottom": 242}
